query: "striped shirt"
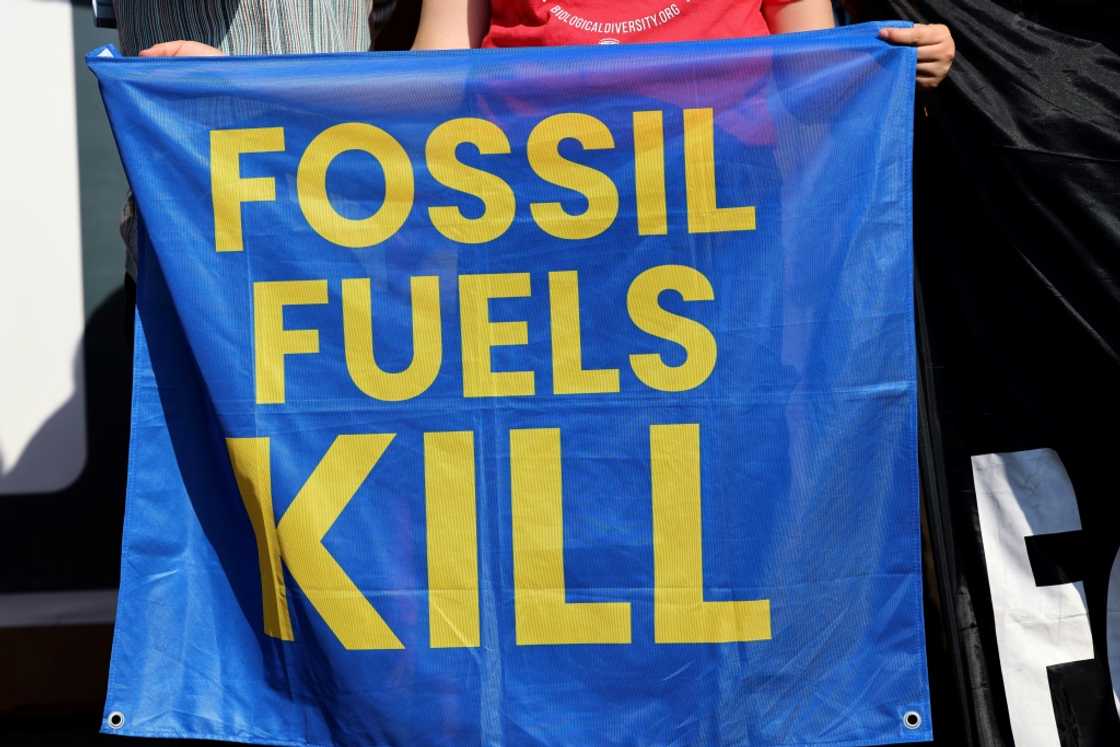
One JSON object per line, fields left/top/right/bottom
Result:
{"left": 114, "top": 1, "right": 396, "bottom": 278}
{"left": 112, "top": 1, "right": 390, "bottom": 56}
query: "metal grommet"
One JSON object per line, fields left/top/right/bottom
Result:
{"left": 903, "top": 710, "right": 922, "bottom": 730}
{"left": 107, "top": 711, "right": 125, "bottom": 730}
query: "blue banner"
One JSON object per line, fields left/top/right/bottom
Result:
{"left": 89, "top": 23, "right": 927, "bottom": 746}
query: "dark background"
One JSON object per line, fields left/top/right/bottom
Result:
{"left": 872, "top": 0, "right": 1120, "bottom": 745}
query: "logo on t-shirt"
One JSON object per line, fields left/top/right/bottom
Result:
{"left": 542, "top": 1, "right": 690, "bottom": 44}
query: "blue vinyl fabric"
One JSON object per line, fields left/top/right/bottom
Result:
{"left": 89, "top": 23, "right": 928, "bottom": 747}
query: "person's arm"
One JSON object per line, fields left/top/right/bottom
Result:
{"left": 765, "top": 0, "right": 955, "bottom": 90}
{"left": 763, "top": 0, "right": 836, "bottom": 34}
{"left": 412, "top": 0, "right": 489, "bottom": 50}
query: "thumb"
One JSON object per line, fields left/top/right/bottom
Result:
{"left": 879, "top": 26, "right": 916, "bottom": 45}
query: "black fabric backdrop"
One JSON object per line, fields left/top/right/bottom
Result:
{"left": 866, "top": 0, "right": 1120, "bottom": 744}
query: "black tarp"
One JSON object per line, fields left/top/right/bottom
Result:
{"left": 867, "top": 0, "right": 1120, "bottom": 744}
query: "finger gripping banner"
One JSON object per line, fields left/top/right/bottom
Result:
{"left": 89, "top": 24, "right": 927, "bottom": 747}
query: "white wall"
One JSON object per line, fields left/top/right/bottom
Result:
{"left": 0, "top": 0, "right": 88, "bottom": 494}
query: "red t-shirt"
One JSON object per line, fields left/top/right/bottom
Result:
{"left": 482, "top": 0, "right": 791, "bottom": 47}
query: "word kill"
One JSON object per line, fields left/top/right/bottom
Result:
{"left": 227, "top": 424, "right": 772, "bottom": 651}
